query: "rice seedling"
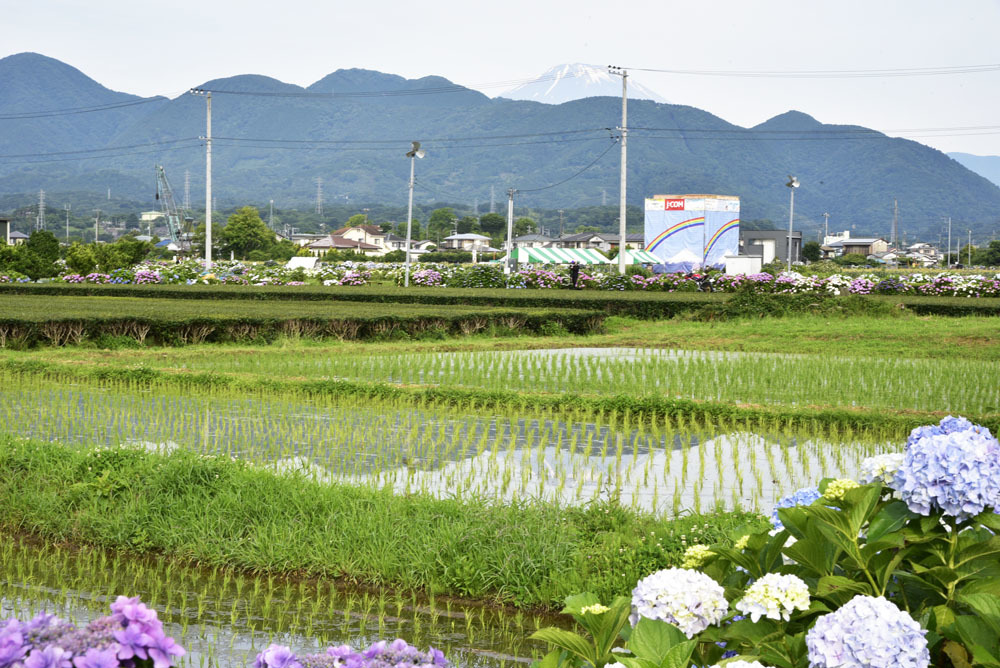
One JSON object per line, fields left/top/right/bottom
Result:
{"left": 0, "top": 534, "right": 553, "bottom": 668}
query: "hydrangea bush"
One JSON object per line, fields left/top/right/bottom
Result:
{"left": 0, "top": 596, "right": 184, "bottom": 668}
{"left": 530, "top": 416, "right": 1000, "bottom": 668}
{"left": 254, "top": 639, "right": 448, "bottom": 668}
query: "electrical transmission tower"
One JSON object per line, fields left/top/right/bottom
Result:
{"left": 37, "top": 190, "right": 46, "bottom": 230}
{"left": 183, "top": 170, "right": 191, "bottom": 211}
{"left": 315, "top": 177, "right": 324, "bottom": 215}
{"left": 489, "top": 186, "right": 496, "bottom": 213}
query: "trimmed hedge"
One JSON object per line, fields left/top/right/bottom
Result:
{"left": 0, "top": 282, "right": 725, "bottom": 318}
{"left": 0, "top": 295, "right": 606, "bottom": 347}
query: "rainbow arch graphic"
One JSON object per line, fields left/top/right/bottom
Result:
{"left": 704, "top": 219, "right": 740, "bottom": 257}
{"left": 645, "top": 217, "right": 704, "bottom": 253}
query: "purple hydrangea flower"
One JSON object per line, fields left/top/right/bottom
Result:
{"left": 806, "top": 596, "right": 928, "bottom": 668}
{"left": 24, "top": 646, "right": 73, "bottom": 668}
{"left": 255, "top": 644, "right": 302, "bottom": 668}
{"left": 71, "top": 647, "right": 119, "bottom": 668}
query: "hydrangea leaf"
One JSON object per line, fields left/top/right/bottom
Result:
{"left": 957, "top": 593, "right": 1000, "bottom": 635}
{"left": 866, "top": 500, "right": 915, "bottom": 543}
{"left": 628, "top": 617, "right": 687, "bottom": 666}
{"left": 815, "top": 575, "right": 872, "bottom": 607}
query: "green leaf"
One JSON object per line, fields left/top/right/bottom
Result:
{"left": 815, "top": 575, "right": 872, "bottom": 607}
{"left": 955, "top": 535, "right": 1000, "bottom": 569}
{"left": 976, "top": 511, "right": 1000, "bottom": 532}
{"left": 531, "top": 649, "right": 573, "bottom": 668}
{"left": 658, "top": 640, "right": 697, "bottom": 668}
{"left": 722, "top": 618, "right": 781, "bottom": 646}
{"left": 628, "top": 617, "right": 687, "bottom": 665}
{"left": 563, "top": 592, "right": 601, "bottom": 616}
{"left": 958, "top": 593, "right": 1000, "bottom": 634}
{"left": 783, "top": 536, "right": 837, "bottom": 576}
{"left": 866, "top": 500, "right": 914, "bottom": 542}
{"left": 530, "top": 628, "right": 597, "bottom": 667}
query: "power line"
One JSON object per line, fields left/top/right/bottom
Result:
{"left": 0, "top": 97, "right": 166, "bottom": 120}
{"left": 0, "top": 142, "right": 202, "bottom": 165}
{"left": 622, "top": 63, "right": 1000, "bottom": 78}
{"left": 0, "top": 137, "right": 200, "bottom": 160}
{"left": 517, "top": 139, "right": 619, "bottom": 193}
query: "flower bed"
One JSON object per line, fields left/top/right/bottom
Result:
{"left": 530, "top": 415, "right": 1000, "bottom": 668}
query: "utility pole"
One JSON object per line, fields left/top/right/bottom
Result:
{"left": 892, "top": 198, "right": 898, "bottom": 247}
{"left": 489, "top": 185, "right": 496, "bottom": 213}
{"left": 183, "top": 170, "right": 191, "bottom": 211}
{"left": 189, "top": 88, "right": 213, "bottom": 269}
{"left": 822, "top": 212, "right": 830, "bottom": 243}
{"left": 558, "top": 209, "right": 564, "bottom": 237}
{"left": 94, "top": 209, "right": 101, "bottom": 243}
{"left": 609, "top": 66, "right": 628, "bottom": 274}
{"left": 315, "top": 177, "right": 323, "bottom": 215}
{"left": 64, "top": 204, "right": 70, "bottom": 243}
{"left": 505, "top": 188, "right": 516, "bottom": 276}
{"left": 269, "top": 200, "right": 274, "bottom": 231}
{"left": 947, "top": 217, "right": 952, "bottom": 268}
{"left": 968, "top": 229, "right": 972, "bottom": 265}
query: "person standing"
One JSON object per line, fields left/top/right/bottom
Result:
{"left": 569, "top": 260, "right": 580, "bottom": 289}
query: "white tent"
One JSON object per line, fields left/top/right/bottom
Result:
{"left": 656, "top": 248, "right": 702, "bottom": 273}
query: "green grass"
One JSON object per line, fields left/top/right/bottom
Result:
{"left": 0, "top": 435, "right": 767, "bottom": 609}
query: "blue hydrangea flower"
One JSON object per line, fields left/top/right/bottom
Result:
{"left": 806, "top": 595, "right": 928, "bottom": 668}
{"left": 770, "top": 487, "right": 822, "bottom": 530}
{"left": 892, "top": 418, "right": 1000, "bottom": 520}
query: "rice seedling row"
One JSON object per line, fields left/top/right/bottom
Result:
{"left": 0, "top": 373, "right": 896, "bottom": 515}
{"left": 135, "top": 347, "right": 1000, "bottom": 416}
{"left": 0, "top": 533, "right": 548, "bottom": 668}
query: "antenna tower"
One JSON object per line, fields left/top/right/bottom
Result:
{"left": 37, "top": 190, "right": 46, "bottom": 230}
{"left": 602, "top": 189, "right": 607, "bottom": 206}
{"left": 892, "top": 199, "right": 898, "bottom": 247}
{"left": 489, "top": 186, "right": 496, "bottom": 213}
{"left": 315, "top": 177, "right": 324, "bottom": 215}
{"left": 183, "top": 170, "right": 191, "bottom": 210}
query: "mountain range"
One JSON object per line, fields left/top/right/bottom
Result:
{"left": 2, "top": 52, "right": 1000, "bottom": 241}
{"left": 499, "top": 63, "right": 668, "bottom": 105}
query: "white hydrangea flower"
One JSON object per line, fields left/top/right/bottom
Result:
{"left": 680, "top": 544, "right": 714, "bottom": 569}
{"left": 735, "top": 573, "right": 810, "bottom": 622}
{"left": 630, "top": 568, "right": 728, "bottom": 638}
{"left": 823, "top": 478, "right": 860, "bottom": 500}
{"left": 859, "top": 453, "right": 904, "bottom": 485}
{"left": 580, "top": 603, "right": 609, "bottom": 615}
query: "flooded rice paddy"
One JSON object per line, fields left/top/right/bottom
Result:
{"left": 0, "top": 373, "right": 894, "bottom": 515}
{"left": 0, "top": 536, "right": 549, "bottom": 668}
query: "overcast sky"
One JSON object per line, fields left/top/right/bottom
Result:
{"left": 3, "top": 0, "right": 1000, "bottom": 155}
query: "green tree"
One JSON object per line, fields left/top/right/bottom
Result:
{"left": 514, "top": 217, "right": 536, "bottom": 236}
{"left": 478, "top": 213, "right": 506, "bottom": 235}
{"left": 574, "top": 225, "right": 601, "bottom": 234}
{"left": 219, "top": 207, "right": 274, "bottom": 259}
{"left": 456, "top": 216, "right": 479, "bottom": 234}
{"left": 975, "top": 240, "right": 1000, "bottom": 266}
{"left": 64, "top": 242, "right": 97, "bottom": 275}
{"left": 427, "top": 207, "right": 456, "bottom": 241}
{"left": 802, "top": 241, "right": 821, "bottom": 262}
{"left": 26, "top": 230, "right": 60, "bottom": 263}
{"left": 833, "top": 253, "right": 869, "bottom": 266}
{"left": 345, "top": 213, "right": 368, "bottom": 227}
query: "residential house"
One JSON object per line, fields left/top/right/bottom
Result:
{"left": 551, "top": 232, "right": 643, "bottom": 252}
{"left": 306, "top": 234, "right": 380, "bottom": 257}
{"left": 7, "top": 230, "right": 28, "bottom": 246}
{"left": 384, "top": 234, "right": 436, "bottom": 254}
{"left": 826, "top": 237, "right": 889, "bottom": 257}
{"left": 739, "top": 230, "right": 802, "bottom": 264}
{"left": 441, "top": 233, "right": 493, "bottom": 251}
{"left": 333, "top": 225, "right": 387, "bottom": 254}
{"left": 512, "top": 233, "right": 553, "bottom": 249}
{"left": 290, "top": 233, "right": 328, "bottom": 247}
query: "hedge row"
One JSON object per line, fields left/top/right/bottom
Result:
{"left": 0, "top": 310, "right": 606, "bottom": 348}
{"left": 0, "top": 282, "right": 724, "bottom": 318}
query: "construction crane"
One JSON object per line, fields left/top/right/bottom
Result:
{"left": 154, "top": 165, "right": 190, "bottom": 248}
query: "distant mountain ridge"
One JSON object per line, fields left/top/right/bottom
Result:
{"left": 948, "top": 153, "right": 1000, "bottom": 188}
{"left": 2, "top": 52, "right": 1000, "bottom": 241}
{"left": 499, "top": 63, "right": 668, "bottom": 104}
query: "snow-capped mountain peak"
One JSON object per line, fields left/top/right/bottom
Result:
{"left": 498, "top": 63, "right": 668, "bottom": 105}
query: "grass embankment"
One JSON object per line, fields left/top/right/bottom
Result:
{"left": 0, "top": 294, "right": 604, "bottom": 347}
{"left": 0, "top": 435, "right": 766, "bottom": 610}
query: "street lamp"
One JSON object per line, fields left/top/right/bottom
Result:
{"left": 404, "top": 141, "right": 426, "bottom": 287}
{"left": 786, "top": 175, "right": 799, "bottom": 272}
